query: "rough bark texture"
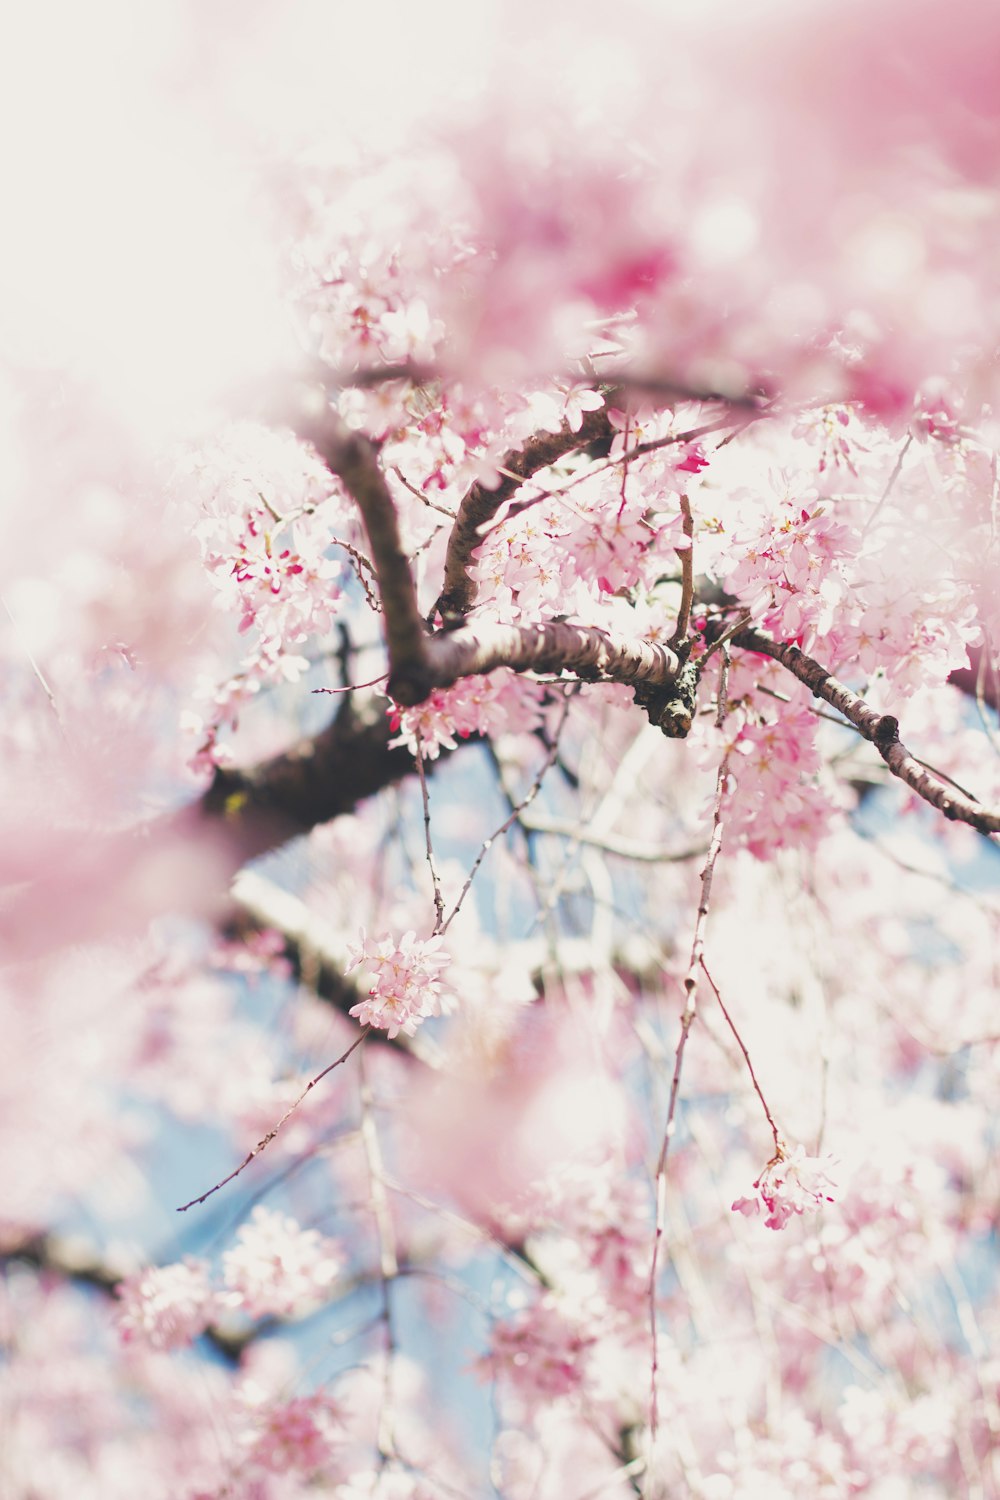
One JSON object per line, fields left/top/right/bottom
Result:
{"left": 735, "top": 628, "right": 1000, "bottom": 836}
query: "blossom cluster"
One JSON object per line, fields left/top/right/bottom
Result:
{"left": 485, "top": 1292, "right": 598, "bottom": 1403}
{"left": 116, "top": 1208, "right": 343, "bottom": 1349}
{"left": 220, "top": 1205, "right": 344, "bottom": 1319}
{"left": 116, "top": 1258, "right": 214, "bottom": 1352}
{"left": 732, "top": 1144, "right": 838, "bottom": 1231}
{"left": 345, "top": 929, "right": 451, "bottom": 1038}
{"left": 724, "top": 487, "right": 858, "bottom": 645}
{"left": 389, "top": 670, "right": 544, "bottom": 759}
{"left": 237, "top": 1389, "right": 344, "bottom": 1476}
{"left": 173, "top": 422, "right": 354, "bottom": 770}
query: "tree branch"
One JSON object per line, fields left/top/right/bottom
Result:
{"left": 298, "top": 410, "right": 434, "bottom": 705}
{"left": 199, "top": 694, "right": 418, "bottom": 869}
{"left": 421, "top": 619, "right": 680, "bottom": 701}
{"left": 294, "top": 401, "right": 681, "bottom": 708}
{"left": 735, "top": 627, "right": 1000, "bottom": 837}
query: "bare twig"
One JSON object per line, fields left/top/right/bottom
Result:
{"left": 177, "top": 1032, "right": 369, "bottom": 1211}
{"left": 415, "top": 738, "right": 446, "bottom": 934}
{"left": 861, "top": 433, "right": 912, "bottom": 538}
{"left": 2, "top": 591, "right": 63, "bottom": 726}
{"left": 313, "top": 673, "right": 390, "bottom": 696}
{"left": 700, "top": 959, "right": 781, "bottom": 1150}
{"left": 487, "top": 412, "right": 756, "bottom": 534}
{"left": 359, "top": 1051, "right": 399, "bottom": 1466}
{"left": 517, "top": 814, "right": 705, "bottom": 864}
{"left": 648, "top": 747, "right": 732, "bottom": 1440}
{"left": 441, "top": 687, "right": 576, "bottom": 933}
{"left": 330, "top": 533, "right": 382, "bottom": 612}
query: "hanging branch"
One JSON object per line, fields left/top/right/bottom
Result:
{"left": 700, "top": 958, "right": 781, "bottom": 1151}
{"left": 648, "top": 745, "right": 732, "bottom": 1441}
{"left": 734, "top": 626, "right": 1000, "bottom": 837}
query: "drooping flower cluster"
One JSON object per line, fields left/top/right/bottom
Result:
{"left": 345, "top": 929, "right": 451, "bottom": 1038}
{"left": 732, "top": 1144, "right": 838, "bottom": 1231}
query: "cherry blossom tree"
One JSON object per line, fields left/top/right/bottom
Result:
{"left": 3, "top": 1, "right": 1000, "bottom": 1496}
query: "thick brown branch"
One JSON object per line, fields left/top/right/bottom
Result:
{"left": 735, "top": 628, "right": 1000, "bottom": 836}
{"left": 300, "top": 412, "right": 433, "bottom": 703}
{"left": 433, "top": 405, "right": 615, "bottom": 624}
{"left": 416, "top": 619, "right": 680, "bottom": 702}
{"left": 199, "top": 695, "right": 419, "bottom": 868}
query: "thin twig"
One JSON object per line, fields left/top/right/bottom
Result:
{"left": 330, "top": 533, "right": 382, "bottom": 612}
{"left": 516, "top": 814, "right": 705, "bottom": 864}
{"left": 700, "top": 958, "right": 781, "bottom": 1150}
{"left": 648, "top": 747, "right": 732, "bottom": 1440}
{"left": 2, "top": 592, "right": 62, "bottom": 726}
{"left": 313, "top": 673, "right": 390, "bottom": 696}
{"left": 177, "top": 1032, "right": 369, "bottom": 1211}
{"left": 861, "top": 433, "right": 912, "bottom": 538}
{"left": 391, "top": 465, "right": 457, "bottom": 519}
{"left": 488, "top": 413, "right": 749, "bottom": 534}
{"left": 972, "top": 629, "right": 1000, "bottom": 760}
{"left": 700, "top": 609, "right": 753, "bottom": 669}
{"left": 441, "top": 688, "right": 576, "bottom": 933}
{"left": 415, "top": 737, "right": 446, "bottom": 934}
{"left": 359, "top": 1050, "right": 399, "bottom": 1466}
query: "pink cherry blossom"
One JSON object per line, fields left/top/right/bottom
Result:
{"left": 345, "top": 929, "right": 451, "bottom": 1038}
{"left": 221, "top": 1207, "right": 343, "bottom": 1318}
{"left": 116, "top": 1260, "right": 214, "bottom": 1351}
{"left": 239, "top": 1390, "right": 344, "bottom": 1476}
{"left": 389, "top": 671, "right": 544, "bottom": 759}
{"left": 733, "top": 1145, "right": 838, "bottom": 1232}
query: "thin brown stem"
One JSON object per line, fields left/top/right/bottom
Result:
{"left": 700, "top": 958, "right": 781, "bottom": 1150}
{"left": 441, "top": 687, "right": 575, "bottom": 933}
{"left": 177, "top": 1032, "right": 369, "bottom": 1211}
{"left": 648, "top": 747, "right": 732, "bottom": 1440}
{"left": 415, "top": 738, "right": 446, "bottom": 935}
